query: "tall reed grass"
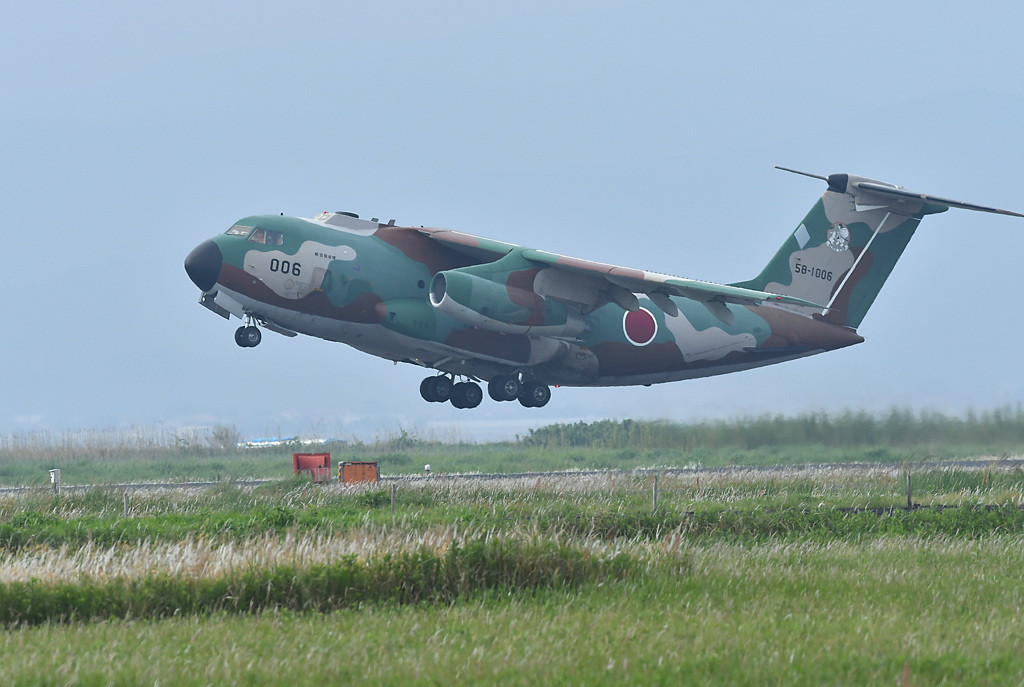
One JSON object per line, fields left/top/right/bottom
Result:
{"left": 0, "top": 533, "right": 670, "bottom": 627}
{"left": 521, "top": 406, "right": 1024, "bottom": 450}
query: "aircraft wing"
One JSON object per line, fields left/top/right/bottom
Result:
{"left": 419, "top": 227, "right": 824, "bottom": 324}
{"left": 417, "top": 227, "right": 519, "bottom": 262}
{"left": 520, "top": 248, "right": 824, "bottom": 322}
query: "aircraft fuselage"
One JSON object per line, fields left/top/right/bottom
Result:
{"left": 185, "top": 211, "right": 863, "bottom": 397}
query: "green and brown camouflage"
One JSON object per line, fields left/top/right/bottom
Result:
{"left": 184, "top": 171, "right": 1022, "bottom": 408}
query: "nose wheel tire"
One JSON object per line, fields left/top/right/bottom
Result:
{"left": 518, "top": 380, "right": 551, "bottom": 408}
{"left": 419, "top": 376, "right": 452, "bottom": 403}
{"left": 487, "top": 375, "right": 521, "bottom": 402}
{"left": 235, "top": 325, "right": 262, "bottom": 348}
{"left": 450, "top": 382, "right": 483, "bottom": 409}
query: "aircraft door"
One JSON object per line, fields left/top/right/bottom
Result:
{"left": 298, "top": 267, "right": 328, "bottom": 299}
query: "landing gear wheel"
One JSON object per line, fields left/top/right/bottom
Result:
{"left": 518, "top": 380, "right": 551, "bottom": 408}
{"left": 450, "top": 382, "right": 482, "bottom": 409}
{"left": 234, "top": 326, "right": 248, "bottom": 347}
{"left": 420, "top": 377, "right": 438, "bottom": 402}
{"left": 431, "top": 376, "right": 452, "bottom": 402}
{"left": 242, "top": 325, "right": 262, "bottom": 347}
{"left": 419, "top": 375, "right": 452, "bottom": 403}
{"left": 488, "top": 375, "right": 521, "bottom": 402}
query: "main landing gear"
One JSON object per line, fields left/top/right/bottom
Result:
{"left": 420, "top": 374, "right": 550, "bottom": 409}
{"left": 419, "top": 376, "right": 483, "bottom": 408}
{"left": 234, "top": 317, "right": 262, "bottom": 348}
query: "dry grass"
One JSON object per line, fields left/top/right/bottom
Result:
{"left": 0, "top": 525, "right": 678, "bottom": 585}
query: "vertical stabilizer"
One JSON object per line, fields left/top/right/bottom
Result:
{"left": 732, "top": 172, "right": 949, "bottom": 329}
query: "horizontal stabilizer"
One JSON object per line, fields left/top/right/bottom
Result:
{"left": 853, "top": 182, "right": 1024, "bottom": 218}
{"left": 775, "top": 166, "right": 1024, "bottom": 217}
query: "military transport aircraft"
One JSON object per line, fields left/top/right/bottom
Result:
{"left": 185, "top": 169, "right": 1022, "bottom": 409}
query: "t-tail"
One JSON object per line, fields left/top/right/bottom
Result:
{"left": 732, "top": 168, "right": 1024, "bottom": 329}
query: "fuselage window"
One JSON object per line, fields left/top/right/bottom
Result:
{"left": 226, "top": 224, "right": 253, "bottom": 237}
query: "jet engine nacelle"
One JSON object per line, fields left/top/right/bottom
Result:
{"left": 429, "top": 269, "right": 585, "bottom": 337}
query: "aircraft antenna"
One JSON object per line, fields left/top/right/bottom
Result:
{"left": 774, "top": 166, "right": 828, "bottom": 182}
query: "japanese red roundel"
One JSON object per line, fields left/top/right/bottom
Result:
{"left": 622, "top": 307, "right": 658, "bottom": 346}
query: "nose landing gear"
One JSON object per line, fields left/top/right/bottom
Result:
{"left": 234, "top": 316, "right": 262, "bottom": 348}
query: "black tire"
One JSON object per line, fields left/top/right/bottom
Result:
{"left": 499, "top": 376, "right": 520, "bottom": 402}
{"left": 430, "top": 376, "right": 452, "bottom": 402}
{"left": 420, "top": 377, "right": 438, "bottom": 402}
{"left": 243, "top": 326, "right": 262, "bottom": 347}
{"left": 462, "top": 382, "right": 482, "bottom": 408}
{"left": 519, "top": 380, "right": 551, "bottom": 408}
{"left": 488, "top": 375, "right": 520, "bottom": 402}
{"left": 450, "top": 383, "right": 468, "bottom": 409}
{"left": 234, "top": 327, "right": 248, "bottom": 347}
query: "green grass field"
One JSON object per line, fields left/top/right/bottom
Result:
{"left": 4, "top": 412, "right": 1024, "bottom": 684}
{"left": 2, "top": 536, "right": 1022, "bottom": 685}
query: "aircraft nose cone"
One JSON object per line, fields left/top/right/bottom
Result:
{"left": 184, "top": 239, "right": 223, "bottom": 292}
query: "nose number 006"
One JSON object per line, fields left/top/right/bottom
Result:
{"left": 269, "top": 258, "right": 301, "bottom": 277}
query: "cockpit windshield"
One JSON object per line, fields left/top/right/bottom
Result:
{"left": 247, "top": 228, "right": 284, "bottom": 246}
{"left": 225, "top": 224, "right": 253, "bottom": 237}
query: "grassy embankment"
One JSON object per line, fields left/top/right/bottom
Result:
{"left": 3, "top": 407, "right": 1024, "bottom": 485}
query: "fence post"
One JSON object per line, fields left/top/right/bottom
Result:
{"left": 123, "top": 490, "right": 129, "bottom": 518}
{"left": 906, "top": 472, "right": 912, "bottom": 509}
{"left": 652, "top": 475, "right": 659, "bottom": 514}
{"left": 391, "top": 483, "right": 396, "bottom": 515}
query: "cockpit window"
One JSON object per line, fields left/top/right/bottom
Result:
{"left": 247, "top": 228, "right": 284, "bottom": 245}
{"left": 225, "top": 224, "right": 253, "bottom": 237}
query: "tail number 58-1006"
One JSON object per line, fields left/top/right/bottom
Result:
{"left": 794, "top": 259, "right": 831, "bottom": 282}
{"left": 270, "top": 259, "right": 301, "bottom": 277}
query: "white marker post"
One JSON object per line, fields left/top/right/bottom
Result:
{"left": 49, "top": 469, "right": 61, "bottom": 496}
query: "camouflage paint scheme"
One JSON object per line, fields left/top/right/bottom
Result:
{"left": 184, "top": 171, "right": 1022, "bottom": 406}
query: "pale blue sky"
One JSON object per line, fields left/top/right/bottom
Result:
{"left": 2, "top": 1, "right": 1023, "bottom": 440}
